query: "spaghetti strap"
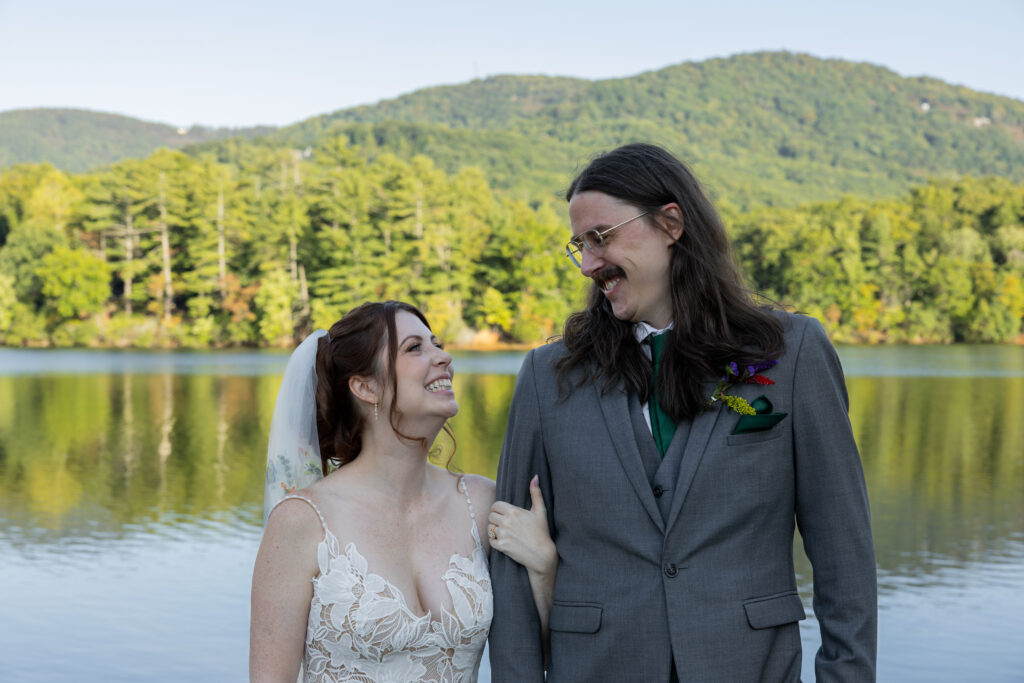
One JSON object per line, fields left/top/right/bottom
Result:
{"left": 272, "top": 493, "right": 330, "bottom": 537}
{"left": 272, "top": 494, "right": 341, "bottom": 569}
{"left": 457, "top": 476, "right": 485, "bottom": 551}
{"left": 457, "top": 475, "right": 476, "bottom": 521}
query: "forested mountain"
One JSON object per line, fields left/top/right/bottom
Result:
{"left": 7, "top": 53, "right": 1023, "bottom": 209}
{"left": 202, "top": 51, "right": 1024, "bottom": 209}
{"left": 2, "top": 52, "right": 1023, "bottom": 349}
{"left": 0, "top": 109, "right": 271, "bottom": 172}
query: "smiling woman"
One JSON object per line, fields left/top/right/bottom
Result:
{"left": 250, "top": 300, "right": 556, "bottom": 683}
{"left": 386, "top": 311, "right": 460, "bottom": 442}
{"left": 312, "top": 301, "right": 456, "bottom": 473}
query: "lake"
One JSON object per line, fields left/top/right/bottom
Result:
{"left": 1, "top": 346, "right": 1022, "bottom": 682}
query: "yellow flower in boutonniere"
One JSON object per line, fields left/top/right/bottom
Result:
{"left": 708, "top": 359, "right": 779, "bottom": 415}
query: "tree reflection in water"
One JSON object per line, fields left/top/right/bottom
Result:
{"left": 0, "top": 359, "right": 1022, "bottom": 681}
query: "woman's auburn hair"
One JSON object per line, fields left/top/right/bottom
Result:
{"left": 557, "top": 143, "right": 785, "bottom": 421}
{"left": 314, "top": 300, "right": 455, "bottom": 473}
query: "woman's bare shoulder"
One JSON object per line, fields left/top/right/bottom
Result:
{"left": 260, "top": 497, "right": 326, "bottom": 580}
{"left": 460, "top": 473, "right": 496, "bottom": 510}
{"left": 265, "top": 494, "right": 324, "bottom": 538}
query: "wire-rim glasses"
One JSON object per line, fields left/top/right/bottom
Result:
{"left": 565, "top": 211, "right": 649, "bottom": 268}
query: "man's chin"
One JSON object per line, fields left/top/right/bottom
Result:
{"left": 608, "top": 301, "right": 634, "bottom": 323}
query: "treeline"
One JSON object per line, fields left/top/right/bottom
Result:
{"left": 0, "top": 139, "right": 583, "bottom": 348}
{"left": 1, "top": 137, "right": 1022, "bottom": 348}
{"left": 731, "top": 175, "right": 1024, "bottom": 343}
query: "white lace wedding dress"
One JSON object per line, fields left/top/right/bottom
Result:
{"left": 275, "top": 477, "right": 493, "bottom": 682}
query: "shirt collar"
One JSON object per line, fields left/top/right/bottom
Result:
{"left": 633, "top": 321, "right": 674, "bottom": 344}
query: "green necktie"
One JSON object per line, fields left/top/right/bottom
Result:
{"left": 648, "top": 331, "right": 677, "bottom": 458}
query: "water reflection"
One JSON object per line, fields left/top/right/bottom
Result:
{"left": 0, "top": 372, "right": 515, "bottom": 545}
{"left": 0, "top": 374, "right": 273, "bottom": 541}
{"left": 849, "top": 376, "right": 1024, "bottom": 580}
{"left": 4, "top": 372, "right": 1021, "bottom": 568}
{"left": 1, "top": 358, "right": 1023, "bottom": 681}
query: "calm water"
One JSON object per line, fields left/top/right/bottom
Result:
{"left": 1, "top": 346, "right": 1022, "bottom": 682}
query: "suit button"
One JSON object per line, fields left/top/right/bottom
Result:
{"left": 652, "top": 485, "right": 664, "bottom": 498}
{"left": 664, "top": 563, "right": 678, "bottom": 578}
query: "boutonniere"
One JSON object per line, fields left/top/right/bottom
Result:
{"left": 708, "top": 359, "right": 779, "bottom": 415}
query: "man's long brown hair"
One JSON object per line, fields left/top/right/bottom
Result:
{"left": 557, "top": 143, "right": 785, "bottom": 421}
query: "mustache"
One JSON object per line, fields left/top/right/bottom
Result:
{"left": 593, "top": 266, "right": 625, "bottom": 287}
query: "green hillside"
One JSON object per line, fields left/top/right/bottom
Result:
{"left": 204, "top": 51, "right": 1024, "bottom": 209}
{"left": 0, "top": 108, "right": 272, "bottom": 173}
{"left": 9, "top": 53, "right": 1023, "bottom": 209}
{"left": 3, "top": 51, "right": 1024, "bottom": 349}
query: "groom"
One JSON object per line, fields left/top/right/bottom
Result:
{"left": 489, "top": 144, "right": 877, "bottom": 682}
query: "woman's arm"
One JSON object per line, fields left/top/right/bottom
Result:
{"left": 250, "top": 498, "right": 321, "bottom": 683}
{"left": 488, "top": 476, "right": 558, "bottom": 651}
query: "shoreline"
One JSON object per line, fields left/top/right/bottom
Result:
{"left": 4, "top": 337, "right": 1023, "bottom": 351}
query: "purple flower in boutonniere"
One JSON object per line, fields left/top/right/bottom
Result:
{"left": 708, "top": 359, "right": 779, "bottom": 415}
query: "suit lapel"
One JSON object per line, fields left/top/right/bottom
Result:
{"left": 595, "top": 382, "right": 665, "bottom": 534}
{"left": 664, "top": 384, "right": 725, "bottom": 532}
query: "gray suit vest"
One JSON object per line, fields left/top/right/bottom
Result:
{"left": 628, "top": 392, "right": 691, "bottom": 522}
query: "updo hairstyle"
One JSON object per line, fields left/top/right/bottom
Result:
{"left": 314, "top": 300, "right": 431, "bottom": 473}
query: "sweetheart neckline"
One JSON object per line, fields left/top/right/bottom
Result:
{"left": 316, "top": 525, "right": 487, "bottom": 626}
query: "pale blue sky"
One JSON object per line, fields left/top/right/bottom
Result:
{"left": 0, "top": 0, "right": 1021, "bottom": 128}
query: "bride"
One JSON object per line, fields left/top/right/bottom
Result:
{"left": 250, "top": 301, "right": 556, "bottom": 682}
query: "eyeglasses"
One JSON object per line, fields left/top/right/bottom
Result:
{"left": 565, "top": 211, "right": 649, "bottom": 268}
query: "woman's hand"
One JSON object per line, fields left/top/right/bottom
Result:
{"left": 488, "top": 475, "right": 557, "bottom": 661}
{"left": 488, "top": 475, "right": 557, "bottom": 576}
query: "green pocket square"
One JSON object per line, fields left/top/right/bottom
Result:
{"left": 732, "top": 395, "right": 788, "bottom": 435}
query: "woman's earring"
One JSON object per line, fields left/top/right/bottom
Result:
{"left": 374, "top": 400, "right": 379, "bottom": 421}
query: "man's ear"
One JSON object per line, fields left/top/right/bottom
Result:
{"left": 658, "top": 203, "right": 685, "bottom": 241}
{"left": 348, "top": 375, "right": 379, "bottom": 407}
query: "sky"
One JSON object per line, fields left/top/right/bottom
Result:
{"left": 0, "top": 0, "right": 1021, "bottom": 129}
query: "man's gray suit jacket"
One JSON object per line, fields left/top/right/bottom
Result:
{"left": 489, "top": 313, "right": 877, "bottom": 682}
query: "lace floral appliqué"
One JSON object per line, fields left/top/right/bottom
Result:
{"left": 280, "top": 483, "right": 492, "bottom": 683}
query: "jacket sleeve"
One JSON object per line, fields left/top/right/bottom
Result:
{"left": 792, "top": 317, "right": 878, "bottom": 682}
{"left": 488, "top": 349, "right": 551, "bottom": 683}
